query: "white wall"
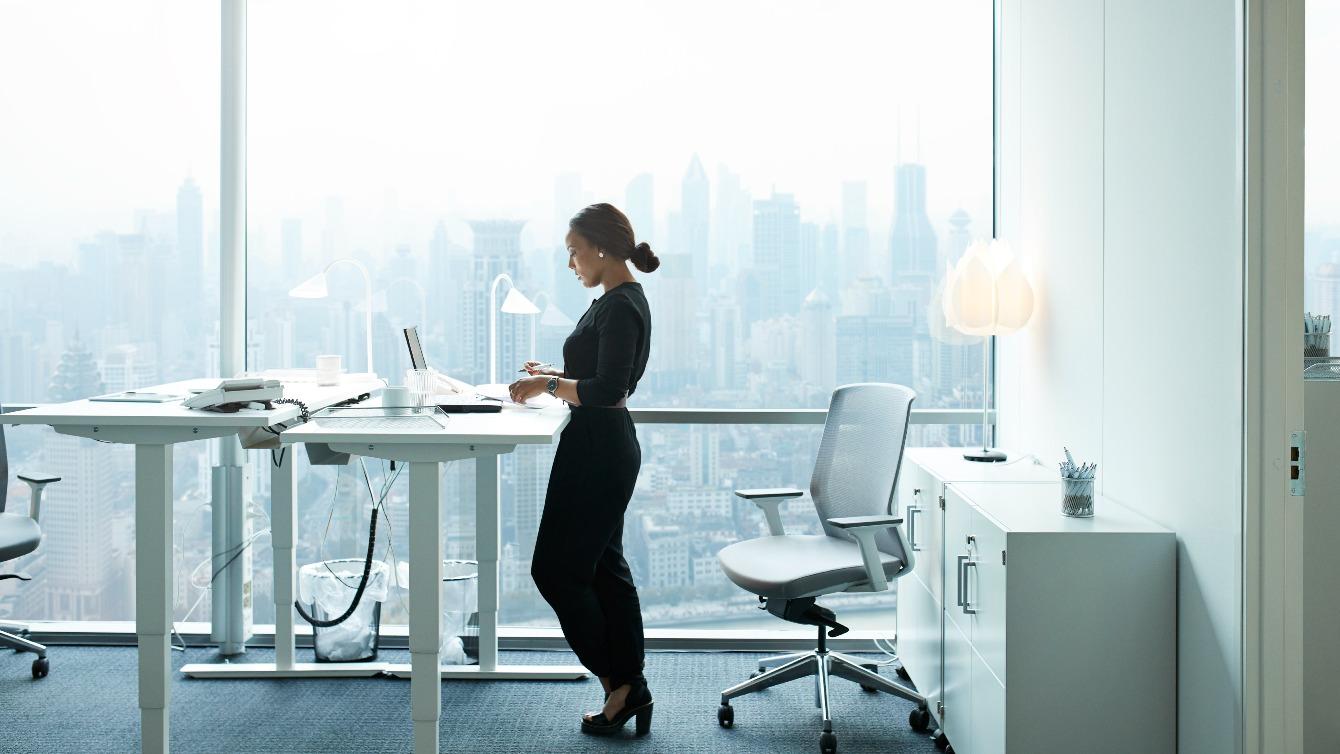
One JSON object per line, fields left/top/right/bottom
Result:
{"left": 996, "top": 1, "right": 1243, "bottom": 753}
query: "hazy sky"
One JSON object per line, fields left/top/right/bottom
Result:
{"left": 0, "top": 0, "right": 992, "bottom": 263}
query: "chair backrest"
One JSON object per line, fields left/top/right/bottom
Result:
{"left": 809, "top": 383, "right": 916, "bottom": 560}
{"left": 0, "top": 424, "right": 7, "bottom": 514}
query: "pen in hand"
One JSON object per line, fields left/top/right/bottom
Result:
{"left": 518, "top": 362, "right": 555, "bottom": 374}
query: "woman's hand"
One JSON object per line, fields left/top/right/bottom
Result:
{"left": 509, "top": 375, "right": 550, "bottom": 404}
{"left": 523, "top": 360, "right": 563, "bottom": 377}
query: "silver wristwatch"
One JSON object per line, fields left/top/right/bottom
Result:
{"left": 546, "top": 376, "right": 559, "bottom": 396}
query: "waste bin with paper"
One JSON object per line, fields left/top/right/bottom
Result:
{"left": 298, "top": 558, "right": 391, "bottom": 662}
{"left": 397, "top": 558, "right": 479, "bottom": 665}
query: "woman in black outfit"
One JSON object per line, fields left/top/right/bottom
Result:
{"left": 508, "top": 203, "right": 658, "bottom": 736}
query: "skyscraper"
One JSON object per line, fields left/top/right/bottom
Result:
{"left": 712, "top": 164, "right": 752, "bottom": 275}
{"left": 682, "top": 155, "right": 710, "bottom": 281}
{"left": 176, "top": 177, "right": 203, "bottom": 303}
{"left": 889, "top": 163, "right": 938, "bottom": 281}
{"left": 752, "top": 192, "right": 802, "bottom": 320}
{"left": 841, "top": 180, "right": 870, "bottom": 288}
{"left": 800, "top": 289, "right": 836, "bottom": 392}
{"left": 463, "top": 220, "right": 530, "bottom": 385}
{"left": 625, "top": 173, "right": 655, "bottom": 246}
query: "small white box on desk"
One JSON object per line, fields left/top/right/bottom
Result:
{"left": 940, "top": 481, "right": 1176, "bottom": 754}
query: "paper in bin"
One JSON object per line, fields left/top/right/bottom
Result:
{"left": 394, "top": 559, "right": 479, "bottom": 662}
{"left": 298, "top": 559, "right": 390, "bottom": 662}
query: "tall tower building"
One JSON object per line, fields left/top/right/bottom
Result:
{"left": 463, "top": 221, "right": 529, "bottom": 385}
{"left": 711, "top": 164, "right": 752, "bottom": 276}
{"left": 889, "top": 163, "right": 938, "bottom": 281}
{"left": 42, "top": 338, "right": 117, "bottom": 620}
{"left": 946, "top": 209, "right": 973, "bottom": 269}
{"left": 841, "top": 181, "right": 870, "bottom": 289}
{"left": 752, "top": 192, "right": 802, "bottom": 320}
{"left": 682, "top": 155, "right": 710, "bottom": 281}
{"left": 800, "top": 289, "right": 836, "bottom": 392}
{"left": 653, "top": 253, "right": 699, "bottom": 390}
{"left": 625, "top": 173, "right": 655, "bottom": 247}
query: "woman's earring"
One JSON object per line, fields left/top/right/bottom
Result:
{"left": 598, "top": 251, "right": 605, "bottom": 258}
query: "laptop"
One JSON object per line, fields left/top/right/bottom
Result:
{"left": 403, "top": 327, "right": 502, "bottom": 413}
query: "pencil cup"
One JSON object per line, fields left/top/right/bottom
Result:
{"left": 1061, "top": 477, "right": 1095, "bottom": 518}
{"left": 1305, "top": 331, "right": 1330, "bottom": 358}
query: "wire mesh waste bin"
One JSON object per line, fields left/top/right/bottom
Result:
{"left": 298, "top": 558, "right": 391, "bottom": 663}
{"left": 441, "top": 560, "right": 479, "bottom": 665}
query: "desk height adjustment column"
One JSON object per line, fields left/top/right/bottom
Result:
{"left": 476, "top": 454, "right": 501, "bottom": 671}
{"left": 408, "top": 461, "right": 443, "bottom": 754}
{"left": 135, "top": 444, "right": 173, "bottom": 754}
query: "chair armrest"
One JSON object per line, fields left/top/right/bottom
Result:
{"left": 825, "top": 515, "right": 905, "bottom": 592}
{"left": 17, "top": 473, "right": 60, "bottom": 522}
{"left": 827, "top": 515, "right": 902, "bottom": 530}
{"left": 735, "top": 488, "right": 802, "bottom": 536}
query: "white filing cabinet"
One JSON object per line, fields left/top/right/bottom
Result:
{"left": 938, "top": 482, "right": 1175, "bottom": 754}
{"left": 893, "top": 449, "right": 1055, "bottom": 732}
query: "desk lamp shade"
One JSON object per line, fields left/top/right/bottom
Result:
{"left": 943, "top": 239, "right": 1034, "bottom": 336}
{"left": 288, "top": 272, "right": 330, "bottom": 299}
{"left": 500, "top": 287, "right": 541, "bottom": 315}
{"left": 942, "top": 239, "right": 1034, "bottom": 462}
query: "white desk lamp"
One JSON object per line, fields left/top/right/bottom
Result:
{"left": 289, "top": 257, "right": 376, "bottom": 377}
{"left": 489, "top": 273, "right": 540, "bottom": 385}
{"left": 942, "top": 239, "right": 1035, "bottom": 462}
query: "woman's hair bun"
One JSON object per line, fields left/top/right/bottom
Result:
{"left": 630, "top": 241, "right": 660, "bottom": 273}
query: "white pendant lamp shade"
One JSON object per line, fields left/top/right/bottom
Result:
{"left": 500, "top": 287, "right": 541, "bottom": 315}
{"left": 943, "top": 239, "right": 1035, "bottom": 337}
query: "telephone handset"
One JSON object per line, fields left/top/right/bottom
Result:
{"left": 183, "top": 378, "right": 283, "bottom": 410}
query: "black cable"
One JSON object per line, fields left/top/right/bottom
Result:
{"left": 294, "top": 501, "right": 378, "bottom": 628}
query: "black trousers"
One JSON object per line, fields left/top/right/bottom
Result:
{"left": 531, "top": 406, "right": 645, "bottom": 689}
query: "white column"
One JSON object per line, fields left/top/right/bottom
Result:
{"left": 271, "top": 447, "right": 296, "bottom": 669}
{"left": 475, "top": 454, "right": 501, "bottom": 671}
{"left": 408, "top": 462, "right": 442, "bottom": 754}
{"left": 135, "top": 444, "right": 173, "bottom": 754}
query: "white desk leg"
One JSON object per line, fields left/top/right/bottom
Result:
{"left": 475, "top": 454, "right": 500, "bottom": 671}
{"left": 409, "top": 462, "right": 442, "bottom": 754}
{"left": 272, "top": 446, "right": 296, "bottom": 670}
{"left": 135, "top": 444, "right": 173, "bottom": 754}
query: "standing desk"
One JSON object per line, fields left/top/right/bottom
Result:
{"left": 4, "top": 376, "right": 381, "bottom": 754}
{"left": 184, "top": 402, "right": 588, "bottom": 754}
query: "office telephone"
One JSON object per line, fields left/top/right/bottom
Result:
{"left": 183, "top": 378, "right": 284, "bottom": 411}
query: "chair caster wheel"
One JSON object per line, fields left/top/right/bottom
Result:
{"left": 861, "top": 684, "right": 878, "bottom": 693}
{"left": 934, "top": 729, "right": 950, "bottom": 750}
{"left": 750, "top": 670, "right": 761, "bottom": 679}
{"left": 717, "top": 703, "right": 734, "bottom": 728}
{"left": 819, "top": 730, "right": 838, "bottom": 754}
{"left": 909, "top": 706, "right": 932, "bottom": 732}
{"left": 31, "top": 657, "right": 49, "bottom": 679}
{"left": 896, "top": 665, "right": 911, "bottom": 681}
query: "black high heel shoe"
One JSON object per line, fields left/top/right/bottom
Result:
{"left": 580, "top": 680, "right": 653, "bottom": 737}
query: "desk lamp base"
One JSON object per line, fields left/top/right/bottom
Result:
{"left": 964, "top": 448, "right": 1008, "bottom": 463}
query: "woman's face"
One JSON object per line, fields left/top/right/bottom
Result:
{"left": 566, "top": 230, "right": 604, "bottom": 289}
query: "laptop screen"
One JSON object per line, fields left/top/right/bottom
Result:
{"left": 403, "top": 326, "right": 428, "bottom": 370}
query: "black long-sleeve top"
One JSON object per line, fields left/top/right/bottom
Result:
{"left": 563, "top": 282, "right": 652, "bottom": 407}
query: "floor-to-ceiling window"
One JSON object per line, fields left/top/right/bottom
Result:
{"left": 244, "top": 0, "right": 993, "bottom": 634}
{"left": 0, "top": 1, "right": 220, "bottom": 625}
{"left": 1305, "top": 2, "right": 1339, "bottom": 321}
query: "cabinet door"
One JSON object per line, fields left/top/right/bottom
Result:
{"left": 920, "top": 481, "right": 945, "bottom": 603}
{"left": 897, "top": 464, "right": 935, "bottom": 593}
{"left": 967, "top": 506, "right": 1007, "bottom": 683}
{"left": 969, "top": 647, "right": 1006, "bottom": 754}
{"left": 944, "top": 486, "right": 974, "bottom": 631}
{"left": 942, "top": 612, "right": 974, "bottom": 753}
{"left": 897, "top": 575, "right": 943, "bottom": 714}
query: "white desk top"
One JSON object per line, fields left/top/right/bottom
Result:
{"left": 3, "top": 377, "right": 384, "bottom": 429}
{"left": 281, "top": 403, "right": 571, "bottom": 446}
{"left": 905, "top": 447, "right": 1058, "bottom": 484}
{"left": 949, "top": 481, "right": 1173, "bottom": 535}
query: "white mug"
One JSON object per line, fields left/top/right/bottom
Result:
{"left": 381, "top": 386, "right": 412, "bottom": 408}
{"left": 315, "top": 354, "right": 343, "bottom": 386}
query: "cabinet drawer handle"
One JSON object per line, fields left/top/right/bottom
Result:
{"left": 908, "top": 506, "right": 921, "bottom": 552}
{"left": 962, "top": 560, "right": 979, "bottom": 615}
{"left": 955, "top": 555, "right": 968, "bottom": 607}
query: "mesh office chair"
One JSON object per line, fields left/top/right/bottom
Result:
{"left": 715, "top": 383, "right": 927, "bottom": 754}
{"left": 0, "top": 422, "right": 59, "bottom": 678}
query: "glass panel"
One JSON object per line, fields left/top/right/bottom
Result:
{"left": 0, "top": 2, "right": 219, "bottom": 624}
{"left": 1305, "top": 2, "right": 1340, "bottom": 335}
{"left": 247, "top": 0, "right": 993, "bottom": 409}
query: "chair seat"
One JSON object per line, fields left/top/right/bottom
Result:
{"left": 0, "top": 513, "right": 40, "bottom": 563}
{"left": 717, "top": 534, "right": 902, "bottom": 599}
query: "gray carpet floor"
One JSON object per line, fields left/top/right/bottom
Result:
{"left": 0, "top": 646, "right": 939, "bottom": 753}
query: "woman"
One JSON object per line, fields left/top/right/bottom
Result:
{"left": 509, "top": 202, "right": 659, "bottom": 736}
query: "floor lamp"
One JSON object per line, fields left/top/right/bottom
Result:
{"left": 942, "top": 239, "right": 1035, "bottom": 462}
